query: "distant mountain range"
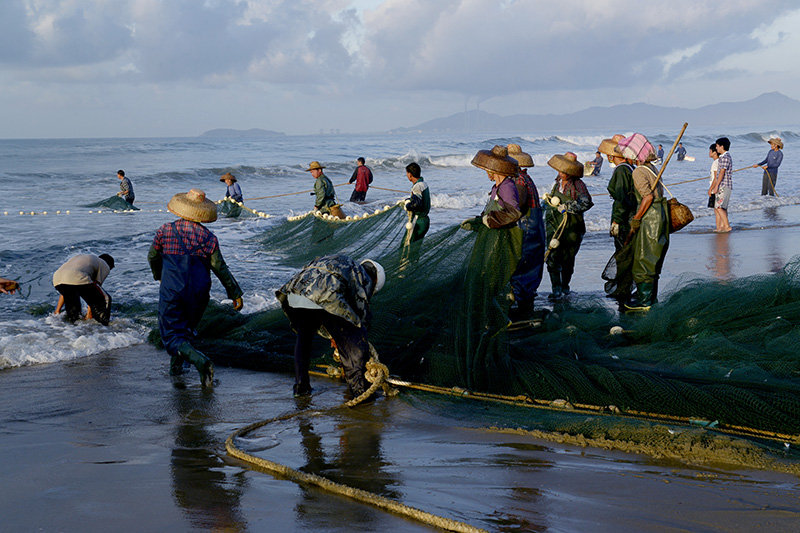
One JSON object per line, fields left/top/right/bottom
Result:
{"left": 391, "top": 92, "right": 800, "bottom": 133}
{"left": 200, "top": 128, "right": 285, "bottom": 138}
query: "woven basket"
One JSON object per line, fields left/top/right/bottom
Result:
{"left": 668, "top": 198, "right": 693, "bottom": 233}
{"left": 330, "top": 204, "right": 346, "bottom": 220}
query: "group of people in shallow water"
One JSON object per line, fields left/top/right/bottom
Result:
{"left": 2, "top": 133, "right": 786, "bottom": 398}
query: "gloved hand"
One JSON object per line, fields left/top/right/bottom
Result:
{"left": 610, "top": 222, "right": 619, "bottom": 237}
{"left": 460, "top": 216, "right": 481, "bottom": 231}
{"left": 403, "top": 199, "right": 411, "bottom": 210}
{"left": 481, "top": 214, "right": 491, "bottom": 227}
{"left": 557, "top": 204, "right": 567, "bottom": 214}
{"left": 233, "top": 297, "right": 243, "bottom": 311}
{"left": 629, "top": 218, "right": 641, "bottom": 232}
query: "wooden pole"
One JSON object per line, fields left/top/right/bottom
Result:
{"left": 654, "top": 122, "right": 688, "bottom": 199}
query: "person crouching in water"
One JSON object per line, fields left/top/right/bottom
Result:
{"left": 148, "top": 189, "right": 244, "bottom": 387}
{"left": 542, "top": 152, "right": 593, "bottom": 300}
{"left": 507, "top": 144, "right": 545, "bottom": 320}
{"left": 53, "top": 253, "right": 115, "bottom": 325}
{"left": 220, "top": 172, "right": 243, "bottom": 203}
{"left": 618, "top": 134, "right": 669, "bottom": 311}
{"left": 276, "top": 255, "right": 385, "bottom": 398}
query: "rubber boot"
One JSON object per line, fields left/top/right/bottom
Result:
{"left": 178, "top": 342, "right": 214, "bottom": 387}
{"left": 548, "top": 270, "right": 563, "bottom": 300}
{"left": 169, "top": 354, "right": 186, "bottom": 376}
{"left": 626, "top": 282, "right": 654, "bottom": 311}
{"left": 561, "top": 266, "right": 573, "bottom": 296}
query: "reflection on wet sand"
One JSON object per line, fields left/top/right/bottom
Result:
{"left": 294, "top": 403, "right": 400, "bottom": 529}
{"left": 709, "top": 232, "right": 731, "bottom": 279}
{"left": 171, "top": 389, "right": 247, "bottom": 531}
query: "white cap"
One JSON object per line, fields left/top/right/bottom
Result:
{"left": 360, "top": 259, "right": 385, "bottom": 294}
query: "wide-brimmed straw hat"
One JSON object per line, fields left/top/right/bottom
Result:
{"left": 768, "top": 137, "right": 784, "bottom": 149}
{"left": 305, "top": 161, "right": 325, "bottom": 172}
{"left": 471, "top": 145, "right": 519, "bottom": 176}
{"left": 598, "top": 138, "right": 619, "bottom": 157}
{"left": 507, "top": 143, "right": 534, "bottom": 168}
{"left": 168, "top": 188, "right": 218, "bottom": 223}
{"left": 219, "top": 172, "right": 237, "bottom": 183}
{"left": 547, "top": 152, "right": 583, "bottom": 177}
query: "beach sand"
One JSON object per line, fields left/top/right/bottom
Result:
{"left": 3, "top": 207, "right": 800, "bottom": 532}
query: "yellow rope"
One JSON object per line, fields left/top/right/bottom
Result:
{"left": 244, "top": 182, "right": 350, "bottom": 201}
{"left": 308, "top": 365, "right": 800, "bottom": 445}
{"left": 226, "top": 345, "right": 484, "bottom": 533}
{"left": 370, "top": 185, "right": 409, "bottom": 194}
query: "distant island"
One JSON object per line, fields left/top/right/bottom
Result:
{"left": 391, "top": 92, "right": 800, "bottom": 133}
{"left": 200, "top": 128, "right": 286, "bottom": 138}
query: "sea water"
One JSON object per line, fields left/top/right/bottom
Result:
{"left": 1, "top": 127, "right": 797, "bottom": 370}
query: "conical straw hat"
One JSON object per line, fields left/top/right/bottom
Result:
{"left": 305, "top": 161, "right": 325, "bottom": 171}
{"left": 507, "top": 143, "right": 534, "bottom": 167}
{"left": 168, "top": 189, "right": 218, "bottom": 223}
{"left": 598, "top": 138, "right": 619, "bottom": 157}
{"left": 220, "top": 172, "right": 237, "bottom": 182}
{"left": 547, "top": 152, "right": 583, "bottom": 177}
{"left": 471, "top": 145, "right": 519, "bottom": 176}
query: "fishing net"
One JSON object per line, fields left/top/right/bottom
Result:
{"left": 154, "top": 207, "right": 800, "bottom": 443}
{"left": 83, "top": 196, "right": 139, "bottom": 210}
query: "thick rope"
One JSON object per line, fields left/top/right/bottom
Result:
{"left": 226, "top": 344, "right": 482, "bottom": 533}
{"left": 244, "top": 182, "right": 350, "bottom": 201}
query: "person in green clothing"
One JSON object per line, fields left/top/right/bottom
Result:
{"left": 458, "top": 145, "right": 522, "bottom": 391}
{"left": 402, "top": 162, "right": 430, "bottom": 244}
{"left": 619, "top": 134, "right": 670, "bottom": 311}
{"left": 542, "top": 152, "right": 593, "bottom": 300}
{"left": 306, "top": 161, "right": 336, "bottom": 214}
{"left": 599, "top": 135, "right": 637, "bottom": 252}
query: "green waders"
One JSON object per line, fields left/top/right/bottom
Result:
{"left": 630, "top": 190, "right": 670, "bottom": 308}
{"left": 545, "top": 187, "right": 586, "bottom": 298}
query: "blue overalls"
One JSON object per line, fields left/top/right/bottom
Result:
{"left": 158, "top": 222, "right": 213, "bottom": 357}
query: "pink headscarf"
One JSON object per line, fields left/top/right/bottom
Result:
{"left": 617, "top": 133, "right": 655, "bottom": 164}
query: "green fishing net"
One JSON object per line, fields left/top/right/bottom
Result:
{"left": 167, "top": 204, "right": 800, "bottom": 441}
{"left": 83, "top": 195, "right": 139, "bottom": 210}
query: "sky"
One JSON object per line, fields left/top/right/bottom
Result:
{"left": 1, "top": 0, "right": 799, "bottom": 138}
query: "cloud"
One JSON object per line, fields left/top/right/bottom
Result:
{"left": 359, "top": 0, "right": 798, "bottom": 96}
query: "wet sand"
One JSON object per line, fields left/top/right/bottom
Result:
{"left": 3, "top": 207, "right": 800, "bottom": 531}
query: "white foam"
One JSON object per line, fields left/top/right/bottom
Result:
{"left": 430, "top": 191, "right": 487, "bottom": 210}
{"left": 0, "top": 315, "right": 148, "bottom": 370}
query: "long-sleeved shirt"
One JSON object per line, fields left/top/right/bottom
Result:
{"left": 53, "top": 254, "right": 110, "bottom": 287}
{"left": 148, "top": 219, "right": 242, "bottom": 300}
{"left": 406, "top": 177, "right": 430, "bottom": 215}
{"left": 757, "top": 149, "right": 783, "bottom": 172}
{"left": 314, "top": 173, "right": 336, "bottom": 211}
{"left": 225, "top": 182, "right": 243, "bottom": 202}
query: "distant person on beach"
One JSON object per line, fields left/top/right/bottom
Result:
{"left": 676, "top": 143, "right": 687, "bottom": 161}
{"left": 53, "top": 253, "right": 115, "bottom": 325}
{"left": 402, "top": 162, "right": 430, "bottom": 243}
{"left": 220, "top": 172, "right": 243, "bottom": 203}
{"left": 600, "top": 135, "right": 636, "bottom": 252}
{"left": 710, "top": 137, "right": 733, "bottom": 233}
{"left": 307, "top": 161, "right": 336, "bottom": 214}
{"left": 617, "top": 133, "right": 669, "bottom": 311}
{"left": 752, "top": 137, "right": 783, "bottom": 196}
{"left": 542, "top": 152, "right": 593, "bottom": 301}
{"left": 116, "top": 170, "right": 135, "bottom": 205}
{"left": 507, "top": 144, "right": 545, "bottom": 319}
{"left": 657, "top": 144, "right": 664, "bottom": 161}
{"left": 148, "top": 189, "right": 243, "bottom": 387}
{"left": 276, "top": 255, "right": 384, "bottom": 398}
{"left": 588, "top": 151, "right": 603, "bottom": 176}
{"left": 0, "top": 277, "right": 19, "bottom": 294}
{"left": 348, "top": 157, "right": 373, "bottom": 202}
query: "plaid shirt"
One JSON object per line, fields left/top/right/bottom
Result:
{"left": 152, "top": 219, "right": 218, "bottom": 257}
{"left": 717, "top": 151, "right": 733, "bottom": 189}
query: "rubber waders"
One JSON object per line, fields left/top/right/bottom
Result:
{"left": 178, "top": 342, "right": 214, "bottom": 387}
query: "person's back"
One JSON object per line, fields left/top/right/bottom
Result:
{"left": 349, "top": 158, "right": 373, "bottom": 202}
{"left": 53, "top": 254, "right": 110, "bottom": 287}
